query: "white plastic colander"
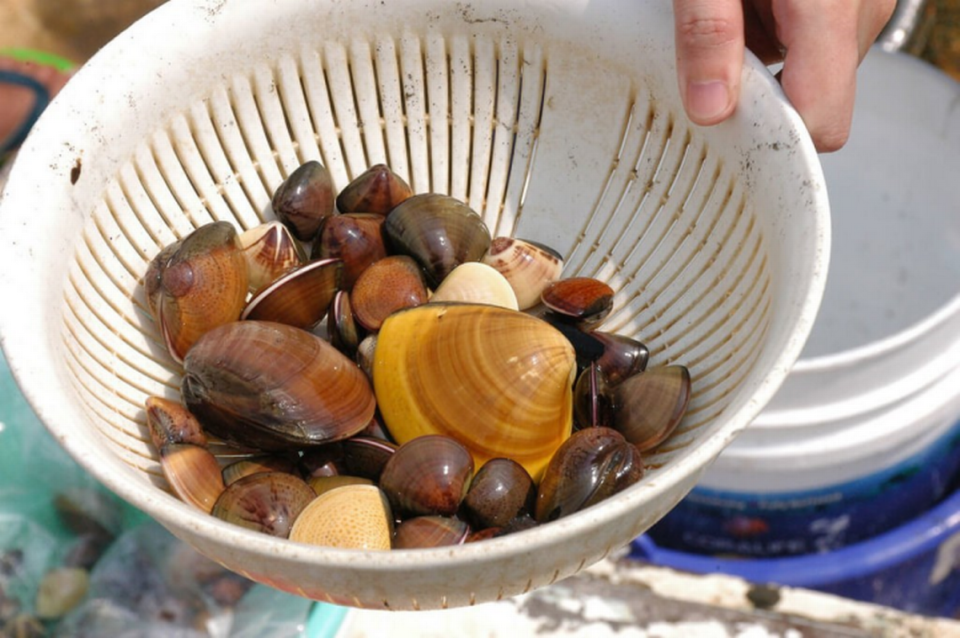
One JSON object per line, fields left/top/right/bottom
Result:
{"left": 0, "top": 0, "right": 828, "bottom": 610}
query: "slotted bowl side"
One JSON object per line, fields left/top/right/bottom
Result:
{"left": 0, "top": 0, "right": 828, "bottom": 610}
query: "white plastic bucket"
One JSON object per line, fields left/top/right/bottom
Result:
{"left": 650, "top": 49, "right": 960, "bottom": 557}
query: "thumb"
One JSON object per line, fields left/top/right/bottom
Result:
{"left": 673, "top": 0, "right": 744, "bottom": 125}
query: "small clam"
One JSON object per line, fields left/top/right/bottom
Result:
{"left": 289, "top": 484, "right": 393, "bottom": 550}
{"left": 182, "top": 321, "right": 376, "bottom": 450}
{"left": 384, "top": 193, "right": 492, "bottom": 288}
{"left": 327, "top": 290, "right": 363, "bottom": 357}
{"left": 238, "top": 221, "right": 306, "bottom": 295}
{"left": 541, "top": 277, "right": 615, "bottom": 325}
{"left": 35, "top": 568, "right": 89, "bottom": 620}
{"left": 482, "top": 237, "right": 563, "bottom": 310}
{"left": 240, "top": 258, "right": 342, "bottom": 330}
{"left": 356, "top": 333, "right": 378, "bottom": 380}
{"left": 431, "top": 262, "right": 519, "bottom": 310}
{"left": 221, "top": 455, "right": 299, "bottom": 485}
{"left": 157, "top": 443, "right": 225, "bottom": 513}
{"left": 379, "top": 435, "right": 474, "bottom": 518}
{"left": 144, "top": 396, "right": 207, "bottom": 448}
{"left": 611, "top": 365, "right": 691, "bottom": 452}
{"left": 336, "top": 164, "right": 413, "bottom": 215}
{"left": 311, "top": 213, "right": 388, "bottom": 289}
{"left": 374, "top": 303, "right": 576, "bottom": 478}
{"left": 572, "top": 362, "right": 614, "bottom": 429}
{"left": 592, "top": 331, "right": 649, "bottom": 385}
{"left": 308, "top": 475, "right": 374, "bottom": 496}
{"left": 535, "top": 427, "right": 644, "bottom": 523}
{"left": 271, "top": 160, "right": 335, "bottom": 241}
{"left": 393, "top": 516, "right": 470, "bottom": 549}
{"left": 350, "top": 255, "right": 428, "bottom": 331}
{"left": 340, "top": 436, "right": 398, "bottom": 481}
{"left": 211, "top": 472, "right": 316, "bottom": 538}
{"left": 143, "top": 221, "right": 249, "bottom": 363}
{"left": 461, "top": 458, "right": 536, "bottom": 529}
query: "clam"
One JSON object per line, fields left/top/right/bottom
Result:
{"left": 356, "top": 333, "right": 378, "bottom": 380}
{"left": 289, "top": 484, "right": 393, "bottom": 550}
{"left": 238, "top": 221, "right": 306, "bottom": 295}
{"left": 393, "top": 516, "right": 470, "bottom": 549}
{"left": 211, "top": 472, "right": 316, "bottom": 538}
{"left": 374, "top": 303, "right": 576, "bottom": 478}
{"left": 482, "top": 237, "right": 563, "bottom": 310}
{"left": 541, "top": 277, "right": 615, "bottom": 325}
{"left": 592, "top": 331, "right": 649, "bottom": 385}
{"left": 379, "top": 435, "right": 474, "bottom": 518}
{"left": 143, "top": 221, "right": 248, "bottom": 363}
{"left": 181, "top": 321, "right": 376, "bottom": 451}
{"left": 311, "top": 213, "right": 388, "bottom": 289}
{"left": 327, "top": 290, "right": 363, "bottom": 356}
{"left": 350, "top": 255, "right": 428, "bottom": 331}
{"left": 157, "top": 443, "right": 225, "bottom": 513}
{"left": 144, "top": 396, "right": 207, "bottom": 448}
{"left": 336, "top": 163, "right": 413, "bottom": 215}
{"left": 221, "top": 455, "right": 299, "bottom": 486}
{"left": 461, "top": 458, "right": 536, "bottom": 530}
{"left": 611, "top": 365, "right": 691, "bottom": 452}
{"left": 573, "top": 362, "right": 614, "bottom": 429}
{"left": 240, "top": 258, "right": 342, "bottom": 330}
{"left": 430, "top": 262, "right": 519, "bottom": 310}
{"left": 383, "top": 193, "right": 491, "bottom": 287}
{"left": 35, "top": 568, "right": 89, "bottom": 620}
{"left": 307, "top": 475, "right": 374, "bottom": 496}
{"left": 271, "top": 160, "right": 335, "bottom": 241}
{"left": 299, "top": 436, "right": 396, "bottom": 482}
{"left": 535, "top": 427, "right": 644, "bottom": 523}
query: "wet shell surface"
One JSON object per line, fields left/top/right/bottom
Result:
{"left": 181, "top": 321, "right": 376, "bottom": 451}
{"left": 335, "top": 164, "right": 413, "bottom": 216}
{"left": 238, "top": 221, "right": 305, "bottom": 295}
{"left": 271, "top": 161, "right": 335, "bottom": 241}
{"left": 430, "top": 262, "right": 519, "bottom": 310}
{"left": 240, "top": 258, "right": 342, "bottom": 330}
{"left": 289, "top": 485, "right": 393, "bottom": 550}
{"left": 211, "top": 472, "right": 316, "bottom": 538}
{"left": 373, "top": 303, "right": 576, "bottom": 478}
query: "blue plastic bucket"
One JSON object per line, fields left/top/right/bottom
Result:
{"left": 632, "top": 486, "right": 960, "bottom": 617}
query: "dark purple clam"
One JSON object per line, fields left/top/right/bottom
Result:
{"left": 336, "top": 164, "right": 413, "bottom": 215}
{"left": 611, "top": 365, "right": 691, "bottom": 452}
{"left": 341, "top": 436, "right": 398, "bottom": 481}
{"left": 271, "top": 161, "right": 335, "bottom": 241}
{"left": 461, "top": 458, "right": 536, "bottom": 529}
{"left": 211, "top": 472, "right": 316, "bottom": 538}
{"left": 379, "top": 435, "right": 474, "bottom": 518}
{"left": 535, "top": 427, "right": 644, "bottom": 523}
{"left": 311, "top": 213, "right": 388, "bottom": 289}
{"left": 383, "top": 193, "right": 491, "bottom": 288}
{"left": 592, "top": 331, "right": 649, "bottom": 385}
{"left": 573, "top": 362, "right": 615, "bottom": 430}
{"left": 181, "top": 321, "right": 376, "bottom": 451}
{"left": 393, "top": 516, "right": 470, "bottom": 549}
{"left": 541, "top": 277, "right": 614, "bottom": 326}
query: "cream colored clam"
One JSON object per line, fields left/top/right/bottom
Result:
{"left": 430, "top": 262, "right": 519, "bottom": 310}
{"left": 373, "top": 303, "right": 576, "bottom": 479}
{"left": 481, "top": 237, "right": 564, "bottom": 310}
{"left": 238, "top": 221, "right": 306, "bottom": 295}
{"left": 290, "top": 485, "right": 393, "bottom": 550}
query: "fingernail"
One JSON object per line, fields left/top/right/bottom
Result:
{"left": 686, "top": 80, "right": 731, "bottom": 122}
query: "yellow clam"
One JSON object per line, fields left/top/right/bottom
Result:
{"left": 289, "top": 484, "right": 393, "bottom": 550}
{"left": 430, "top": 262, "right": 519, "bottom": 310}
{"left": 373, "top": 303, "right": 576, "bottom": 479}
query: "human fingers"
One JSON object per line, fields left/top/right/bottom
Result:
{"left": 673, "top": 0, "right": 744, "bottom": 125}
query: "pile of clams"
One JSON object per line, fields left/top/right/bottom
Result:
{"left": 142, "top": 161, "right": 691, "bottom": 550}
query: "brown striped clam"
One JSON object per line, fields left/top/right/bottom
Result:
{"left": 238, "top": 221, "right": 305, "bottom": 295}
{"left": 461, "top": 458, "right": 536, "bottom": 530}
{"left": 612, "top": 365, "right": 691, "bottom": 452}
{"left": 482, "top": 237, "right": 564, "bottom": 310}
{"left": 240, "top": 258, "right": 342, "bottom": 330}
{"left": 393, "top": 516, "right": 470, "bottom": 549}
{"left": 373, "top": 303, "right": 576, "bottom": 478}
{"left": 379, "top": 435, "right": 474, "bottom": 518}
{"left": 211, "top": 472, "right": 316, "bottom": 538}
{"left": 143, "top": 221, "right": 248, "bottom": 363}
{"left": 181, "top": 321, "right": 376, "bottom": 451}
{"left": 311, "top": 213, "right": 388, "bottom": 290}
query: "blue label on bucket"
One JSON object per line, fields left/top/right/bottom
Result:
{"left": 648, "top": 421, "right": 960, "bottom": 557}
